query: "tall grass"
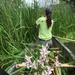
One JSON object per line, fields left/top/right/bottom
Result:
{"left": 52, "top": 2, "right": 75, "bottom": 38}
{"left": 0, "top": 0, "right": 41, "bottom": 69}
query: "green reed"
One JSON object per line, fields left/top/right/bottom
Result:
{"left": 52, "top": 2, "right": 75, "bottom": 38}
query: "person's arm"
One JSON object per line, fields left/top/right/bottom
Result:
{"left": 33, "top": 23, "right": 39, "bottom": 33}
{"left": 33, "top": 17, "right": 41, "bottom": 32}
{"left": 33, "top": 23, "right": 38, "bottom": 28}
{"left": 50, "top": 20, "right": 54, "bottom": 30}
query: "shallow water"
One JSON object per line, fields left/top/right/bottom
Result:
{"left": 64, "top": 42, "right": 75, "bottom": 55}
{"left": 64, "top": 42, "right": 75, "bottom": 75}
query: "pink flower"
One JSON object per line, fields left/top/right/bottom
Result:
{"left": 42, "top": 72, "right": 45, "bottom": 75}
{"left": 46, "top": 43, "right": 49, "bottom": 49}
{"left": 40, "top": 46, "right": 50, "bottom": 56}
{"left": 42, "top": 66, "right": 54, "bottom": 75}
{"left": 44, "top": 70, "right": 51, "bottom": 75}
{"left": 45, "top": 71, "right": 50, "bottom": 75}
{"left": 55, "top": 56, "right": 58, "bottom": 60}
{"left": 26, "top": 61, "right": 32, "bottom": 69}
{"left": 38, "top": 55, "right": 49, "bottom": 66}
{"left": 55, "top": 60, "right": 61, "bottom": 66}
{"left": 30, "top": 61, "right": 37, "bottom": 69}
{"left": 55, "top": 56, "right": 61, "bottom": 66}
{"left": 40, "top": 55, "right": 49, "bottom": 62}
{"left": 25, "top": 55, "right": 32, "bottom": 61}
{"left": 38, "top": 59, "right": 44, "bottom": 66}
{"left": 25, "top": 55, "right": 32, "bottom": 69}
{"left": 46, "top": 66, "right": 54, "bottom": 74}
{"left": 41, "top": 66, "right": 54, "bottom": 75}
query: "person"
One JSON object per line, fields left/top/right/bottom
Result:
{"left": 35, "top": 8, "right": 54, "bottom": 47}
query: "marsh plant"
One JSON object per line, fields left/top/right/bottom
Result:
{"left": 15, "top": 44, "right": 60, "bottom": 75}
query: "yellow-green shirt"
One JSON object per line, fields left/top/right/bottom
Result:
{"left": 36, "top": 17, "right": 53, "bottom": 40}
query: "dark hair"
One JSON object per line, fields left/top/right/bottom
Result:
{"left": 45, "top": 8, "right": 52, "bottom": 29}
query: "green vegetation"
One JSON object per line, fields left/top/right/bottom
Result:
{"left": 52, "top": 2, "right": 75, "bottom": 39}
{"left": 0, "top": 0, "right": 75, "bottom": 75}
{"left": 63, "top": 0, "right": 75, "bottom": 6}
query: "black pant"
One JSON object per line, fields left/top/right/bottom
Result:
{"left": 39, "top": 38, "right": 53, "bottom": 47}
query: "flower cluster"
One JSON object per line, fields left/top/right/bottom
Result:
{"left": 22, "top": 55, "right": 37, "bottom": 69}
{"left": 42, "top": 66, "right": 54, "bottom": 75}
{"left": 20, "top": 44, "right": 61, "bottom": 75}
{"left": 38, "top": 45, "right": 50, "bottom": 66}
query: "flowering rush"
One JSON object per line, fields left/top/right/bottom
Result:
{"left": 40, "top": 44, "right": 50, "bottom": 56}
{"left": 55, "top": 55, "right": 61, "bottom": 66}
{"left": 18, "top": 44, "right": 61, "bottom": 75}
{"left": 42, "top": 66, "right": 54, "bottom": 75}
{"left": 38, "top": 45, "right": 50, "bottom": 66}
{"left": 24, "top": 55, "right": 32, "bottom": 69}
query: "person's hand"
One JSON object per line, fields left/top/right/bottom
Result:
{"left": 53, "top": 18, "right": 57, "bottom": 23}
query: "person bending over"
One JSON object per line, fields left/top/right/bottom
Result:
{"left": 35, "top": 8, "right": 54, "bottom": 47}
